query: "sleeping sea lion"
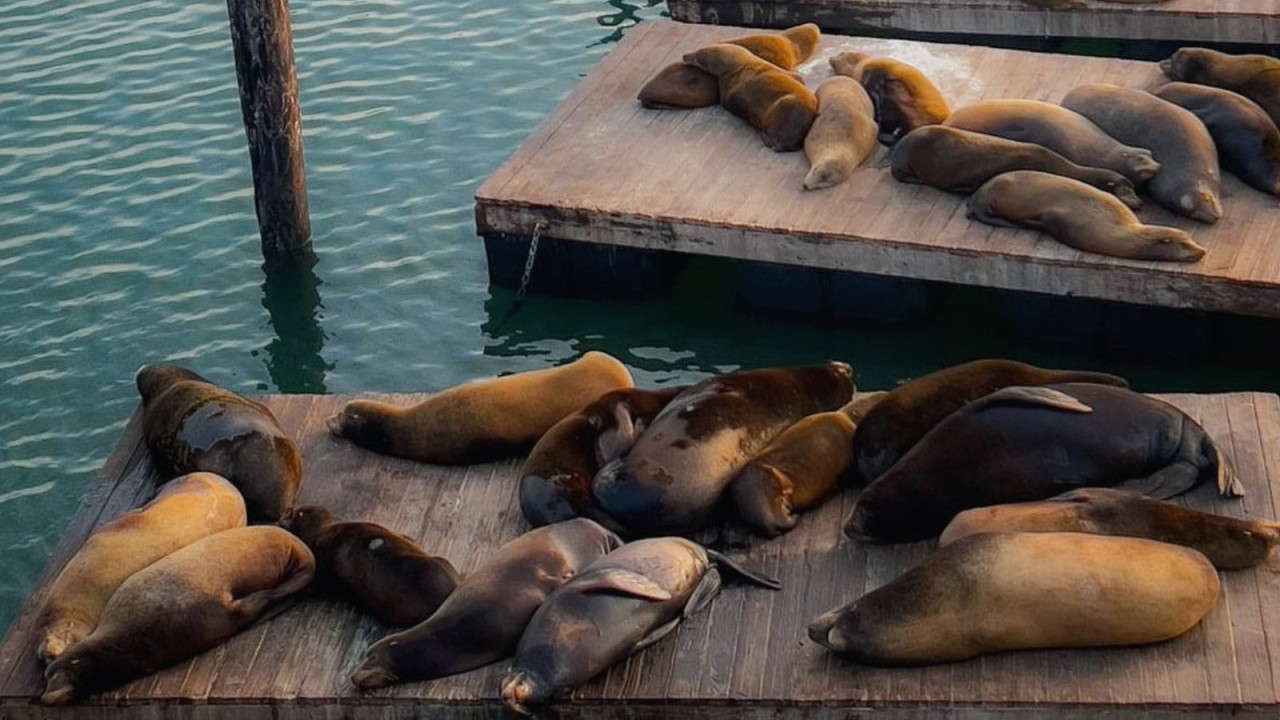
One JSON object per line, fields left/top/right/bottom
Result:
{"left": 890, "top": 125, "right": 1141, "bottom": 208}
{"left": 36, "top": 472, "right": 246, "bottom": 663}
{"left": 844, "top": 383, "right": 1245, "bottom": 543}
{"left": 808, "top": 532, "right": 1220, "bottom": 665}
{"left": 850, "top": 359, "right": 1127, "bottom": 484}
{"left": 40, "top": 526, "right": 314, "bottom": 705}
{"left": 350, "top": 518, "right": 622, "bottom": 688}
{"left": 967, "top": 171, "right": 1205, "bottom": 261}
{"left": 802, "top": 77, "right": 879, "bottom": 190}
{"left": 943, "top": 99, "right": 1160, "bottom": 183}
{"left": 285, "top": 505, "right": 460, "bottom": 626}
{"left": 1062, "top": 83, "right": 1222, "bottom": 223}
{"left": 519, "top": 386, "right": 688, "bottom": 531}
{"left": 137, "top": 364, "right": 301, "bottom": 521}
{"left": 940, "top": 487, "right": 1280, "bottom": 570}
{"left": 328, "top": 351, "right": 633, "bottom": 465}
{"left": 1155, "top": 81, "right": 1280, "bottom": 198}
{"left": 683, "top": 43, "right": 818, "bottom": 152}
{"left": 1161, "top": 47, "right": 1280, "bottom": 129}
{"left": 592, "top": 362, "right": 854, "bottom": 537}
{"left": 829, "top": 51, "right": 950, "bottom": 145}
{"left": 500, "top": 537, "right": 779, "bottom": 714}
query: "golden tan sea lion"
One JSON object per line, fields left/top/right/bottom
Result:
{"left": 328, "top": 351, "right": 634, "bottom": 465}
{"left": 1161, "top": 47, "right": 1280, "bottom": 130}
{"left": 36, "top": 472, "right": 247, "bottom": 663}
{"left": 802, "top": 77, "right": 879, "bottom": 190}
{"left": 683, "top": 43, "right": 818, "bottom": 152}
{"left": 967, "top": 171, "right": 1206, "bottom": 262}
{"left": 829, "top": 51, "right": 950, "bottom": 145}
{"left": 808, "top": 532, "right": 1220, "bottom": 664}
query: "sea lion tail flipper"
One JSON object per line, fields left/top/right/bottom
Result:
{"left": 634, "top": 617, "right": 684, "bottom": 652}
{"left": 1116, "top": 461, "right": 1203, "bottom": 500}
{"left": 573, "top": 569, "right": 673, "bottom": 601}
{"left": 683, "top": 569, "right": 723, "bottom": 621}
{"left": 1209, "top": 439, "right": 1246, "bottom": 498}
{"left": 965, "top": 386, "right": 1093, "bottom": 414}
{"left": 705, "top": 549, "right": 782, "bottom": 590}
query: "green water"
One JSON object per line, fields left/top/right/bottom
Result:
{"left": 0, "top": 0, "right": 1276, "bottom": 636}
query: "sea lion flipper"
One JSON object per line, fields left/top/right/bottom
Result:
{"left": 1116, "top": 460, "right": 1203, "bottom": 500}
{"left": 634, "top": 617, "right": 683, "bottom": 652}
{"left": 967, "top": 386, "right": 1093, "bottom": 414}
{"left": 683, "top": 568, "right": 723, "bottom": 619}
{"left": 573, "top": 569, "right": 673, "bottom": 601}
{"left": 705, "top": 548, "right": 782, "bottom": 590}
{"left": 1210, "top": 440, "right": 1246, "bottom": 498}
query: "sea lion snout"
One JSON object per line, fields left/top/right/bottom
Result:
{"left": 843, "top": 504, "right": 874, "bottom": 540}
{"left": 807, "top": 608, "right": 848, "bottom": 651}
{"left": 350, "top": 663, "right": 396, "bottom": 690}
{"left": 500, "top": 671, "right": 547, "bottom": 716}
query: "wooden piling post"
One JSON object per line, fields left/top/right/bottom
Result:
{"left": 226, "top": 0, "right": 311, "bottom": 256}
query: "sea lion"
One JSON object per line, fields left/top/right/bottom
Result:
{"left": 593, "top": 362, "right": 855, "bottom": 537}
{"left": 802, "top": 77, "right": 879, "bottom": 190}
{"left": 967, "top": 171, "right": 1206, "bottom": 262}
{"left": 637, "top": 24, "right": 821, "bottom": 110}
{"left": 728, "top": 391, "right": 887, "bottom": 538}
{"left": 284, "top": 505, "right": 460, "bottom": 626}
{"left": 808, "top": 532, "right": 1220, "bottom": 665}
{"left": 844, "top": 383, "right": 1245, "bottom": 543}
{"left": 328, "top": 351, "right": 633, "bottom": 465}
{"left": 943, "top": 99, "right": 1160, "bottom": 183}
{"left": 1062, "top": 84, "right": 1222, "bottom": 223}
{"left": 939, "top": 487, "right": 1280, "bottom": 570}
{"left": 829, "top": 51, "right": 951, "bottom": 145}
{"left": 500, "top": 537, "right": 780, "bottom": 715}
{"left": 519, "top": 386, "right": 688, "bottom": 531}
{"left": 136, "top": 364, "right": 301, "bottom": 522}
{"left": 40, "top": 526, "right": 315, "bottom": 705}
{"left": 683, "top": 43, "right": 818, "bottom": 152}
{"left": 890, "top": 125, "right": 1142, "bottom": 208}
{"left": 1160, "top": 47, "right": 1280, "bottom": 129}
{"left": 851, "top": 359, "right": 1128, "bottom": 484}
{"left": 1155, "top": 82, "right": 1280, "bottom": 198}
{"left": 350, "top": 518, "right": 622, "bottom": 688}
{"left": 36, "top": 472, "right": 246, "bottom": 663}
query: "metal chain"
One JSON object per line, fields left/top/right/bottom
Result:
{"left": 514, "top": 221, "right": 546, "bottom": 302}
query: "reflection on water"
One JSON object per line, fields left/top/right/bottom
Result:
{"left": 594, "top": 0, "right": 667, "bottom": 46}
{"left": 258, "top": 249, "right": 331, "bottom": 394}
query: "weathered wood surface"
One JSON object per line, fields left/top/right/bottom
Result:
{"left": 474, "top": 22, "right": 1280, "bottom": 318}
{"left": 666, "top": 0, "right": 1280, "bottom": 44}
{"left": 3, "top": 391, "right": 1280, "bottom": 719}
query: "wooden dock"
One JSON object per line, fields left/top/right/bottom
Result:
{"left": 4, "top": 390, "right": 1280, "bottom": 718}
{"left": 474, "top": 22, "right": 1280, "bottom": 319}
{"left": 666, "top": 0, "right": 1280, "bottom": 45}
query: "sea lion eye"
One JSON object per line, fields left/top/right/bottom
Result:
{"left": 1160, "top": 238, "right": 1172, "bottom": 244}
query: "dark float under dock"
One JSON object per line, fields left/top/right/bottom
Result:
{"left": 475, "top": 22, "right": 1280, "bottom": 320}
{"left": 3, "top": 391, "right": 1280, "bottom": 718}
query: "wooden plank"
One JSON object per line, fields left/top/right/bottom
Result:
{"left": 5, "top": 391, "right": 1280, "bottom": 719}
{"left": 475, "top": 22, "right": 1280, "bottom": 318}
{"left": 665, "top": 0, "right": 1280, "bottom": 44}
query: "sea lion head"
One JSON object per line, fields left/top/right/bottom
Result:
{"left": 1120, "top": 150, "right": 1161, "bottom": 183}
{"left": 134, "top": 364, "right": 206, "bottom": 405}
{"left": 683, "top": 43, "right": 757, "bottom": 77}
{"left": 500, "top": 669, "right": 555, "bottom": 716}
{"left": 807, "top": 602, "right": 860, "bottom": 654}
{"left": 828, "top": 51, "right": 869, "bottom": 80}
{"left": 781, "top": 23, "right": 821, "bottom": 64}
{"left": 730, "top": 464, "right": 795, "bottom": 538}
{"left": 327, "top": 400, "right": 398, "bottom": 455}
{"left": 41, "top": 644, "right": 125, "bottom": 706}
{"left": 1181, "top": 185, "right": 1223, "bottom": 224}
{"left": 1159, "top": 48, "right": 1211, "bottom": 81}
{"left": 351, "top": 637, "right": 403, "bottom": 690}
{"left": 1133, "top": 227, "right": 1206, "bottom": 263}
{"left": 283, "top": 505, "right": 336, "bottom": 543}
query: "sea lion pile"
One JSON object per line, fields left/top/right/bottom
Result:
{"left": 638, "top": 27, "right": 1280, "bottom": 263}
{"left": 32, "top": 354, "right": 1274, "bottom": 710}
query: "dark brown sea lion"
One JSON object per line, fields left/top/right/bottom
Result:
{"left": 940, "top": 487, "right": 1280, "bottom": 570}
{"left": 328, "top": 351, "right": 633, "bottom": 465}
{"left": 943, "top": 99, "right": 1160, "bottom": 183}
{"left": 637, "top": 24, "right": 821, "bottom": 110}
{"left": 967, "top": 171, "right": 1206, "bottom": 261}
{"left": 501, "top": 537, "right": 779, "bottom": 714}
{"left": 284, "top": 505, "right": 460, "bottom": 626}
{"left": 36, "top": 472, "right": 246, "bottom": 663}
{"left": 518, "top": 386, "right": 688, "bottom": 531}
{"left": 1155, "top": 81, "right": 1280, "bottom": 198}
{"left": 136, "top": 364, "right": 301, "bottom": 522}
{"left": 808, "top": 532, "right": 1219, "bottom": 665}
{"left": 890, "top": 125, "right": 1142, "bottom": 208}
{"left": 1062, "top": 83, "right": 1222, "bottom": 223}
{"left": 592, "top": 362, "right": 855, "bottom": 537}
{"left": 40, "top": 526, "right": 315, "bottom": 705}
{"left": 1161, "top": 47, "right": 1280, "bottom": 129}
{"left": 728, "top": 391, "right": 886, "bottom": 538}
{"left": 850, "top": 359, "right": 1128, "bottom": 484}
{"left": 844, "top": 383, "right": 1245, "bottom": 543}
{"left": 802, "top": 77, "right": 878, "bottom": 190}
{"left": 829, "top": 51, "right": 951, "bottom": 145}
{"left": 683, "top": 43, "right": 818, "bottom": 152}
{"left": 350, "top": 518, "right": 622, "bottom": 689}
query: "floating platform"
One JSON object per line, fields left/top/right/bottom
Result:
{"left": 4, "top": 390, "right": 1280, "bottom": 718}
{"left": 474, "top": 22, "right": 1280, "bottom": 319}
{"left": 666, "top": 0, "right": 1280, "bottom": 45}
